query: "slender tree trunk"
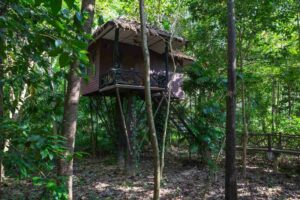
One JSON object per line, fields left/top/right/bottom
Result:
{"left": 225, "top": 0, "right": 237, "bottom": 199}
{"left": 89, "top": 99, "right": 96, "bottom": 157}
{"left": 0, "top": 57, "right": 4, "bottom": 182}
{"left": 160, "top": 94, "right": 170, "bottom": 179}
{"left": 0, "top": 4, "right": 7, "bottom": 181}
{"left": 2, "top": 83, "right": 28, "bottom": 181}
{"left": 60, "top": 1, "right": 95, "bottom": 199}
{"left": 115, "top": 98, "right": 125, "bottom": 169}
{"left": 139, "top": 0, "right": 161, "bottom": 199}
{"left": 276, "top": 82, "right": 280, "bottom": 131}
{"left": 272, "top": 80, "right": 276, "bottom": 133}
{"left": 60, "top": 60, "right": 81, "bottom": 200}
{"left": 238, "top": 37, "right": 248, "bottom": 178}
{"left": 125, "top": 95, "right": 136, "bottom": 176}
{"left": 297, "top": 0, "right": 300, "bottom": 54}
{"left": 241, "top": 65, "right": 248, "bottom": 178}
{"left": 288, "top": 84, "right": 292, "bottom": 118}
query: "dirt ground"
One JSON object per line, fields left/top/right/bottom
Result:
{"left": 1, "top": 152, "right": 299, "bottom": 199}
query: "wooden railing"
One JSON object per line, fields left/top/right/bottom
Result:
{"left": 99, "top": 68, "right": 167, "bottom": 89}
{"left": 236, "top": 133, "right": 300, "bottom": 155}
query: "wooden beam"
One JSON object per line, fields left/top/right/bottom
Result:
{"left": 89, "top": 25, "right": 115, "bottom": 46}
{"left": 153, "top": 93, "right": 167, "bottom": 118}
{"left": 236, "top": 146, "right": 300, "bottom": 155}
{"left": 149, "top": 36, "right": 164, "bottom": 47}
{"left": 164, "top": 41, "right": 169, "bottom": 88}
{"left": 113, "top": 28, "right": 120, "bottom": 69}
{"left": 99, "top": 84, "right": 165, "bottom": 93}
{"left": 120, "top": 31, "right": 135, "bottom": 43}
{"left": 116, "top": 87, "right": 132, "bottom": 155}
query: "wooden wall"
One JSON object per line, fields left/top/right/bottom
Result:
{"left": 81, "top": 41, "right": 100, "bottom": 96}
{"left": 81, "top": 39, "right": 185, "bottom": 99}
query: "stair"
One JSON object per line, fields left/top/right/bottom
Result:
{"left": 169, "top": 102, "right": 195, "bottom": 139}
{"left": 152, "top": 94, "right": 195, "bottom": 139}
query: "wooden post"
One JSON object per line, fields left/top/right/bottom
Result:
{"left": 268, "top": 133, "right": 272, "bottom": 151}
{"left": 89, "top": 97, "right": 97, "bottom": 157}
{"left": 278, "top": 132, "right": 282, "bottom": 149}
{"left": 113, "top": 28, "right": 120, "bottom": 84}
{"left": 164, "top": 41, "right": 169, "bottom": 88}
{"left": 116, "top": 88, "right": 132, "bottom": 155}
{"left": 125, "top": 95, "right": 136, "bottom": 176}
{"left": 115, "top": 99, "right": 125, "bottom": 169}
{"left": 271, "top": 79, "right": 275, "bottom": 133}
{"left": 273, "top": 132, "right": 282, "bottom": 172}
{"left": 113, "top": 28, "right": 120, "bottom": 69}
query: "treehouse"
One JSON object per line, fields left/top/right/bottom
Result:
{"left": 83, "top": 18, "right": 195, "bottom": 175}
{"left": 81, "top": 18, "right": 194, "bottom": 98}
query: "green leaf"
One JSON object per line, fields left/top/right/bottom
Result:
{"left": 48, "top": 153, "right": 54, "bottom": 160}
{"left": 41, "top": 149, "right": 49, "bottom": 159}
{"left": 72, "top": 40, "right": 87, "bottom": 50}
{"left": 50, "top": 0, "right": 62, "bottom": 14}
{"left": 59, "top": 52, "right": 70, "bottom": 67}
{"left": 34, "top": 0, "right": 43, "bottom": 6}
{"left": 49, "top": 48, "right": 63, "bottom": 57}
{"left": 64, "top": 0, "right": 75, "bottom": 9}
{"left": 79, "top": 53, "right": 89, "bottom": 65}
{"left": 53, "top": 20, "right": 65, "bottom": 31}
{"left": 32, "top": 177, "right": 43, "bottom": 185}
{"left": 98, "top": 15, "right": 104, "bottom": 25}
{"left": 162, "top": 18, "right": 170, "bottom": 31}
{"left": 46, "top": 179, "right": 57, "bottom": 190}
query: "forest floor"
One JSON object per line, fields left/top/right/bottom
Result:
{"left": 0, "top": 149, "right": 299, "bottom": 199}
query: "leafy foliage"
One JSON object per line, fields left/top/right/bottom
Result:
{"left": 1, "top": 0, "right": 300, "bottom": 198}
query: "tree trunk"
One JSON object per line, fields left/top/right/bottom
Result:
{"left": 239, "top": 37, "right": 249, "bottom": 178}
{"left": 288, "top": 83, "right": 291, "bottom": 118}
{"left": 276, "top": 82, "right": 280, "bottom": 131}
{"left": 89, "top": 98, "right": 96, "bottom": 157}
{"left": 2, "top": 82, "right": 28, "bottom": 182}
{"left": 125, "top": 95, "right": 136, "bottom": 176}
{"left": 60, "top": 61, "right": 81, "bottom": 200}
{"left": 0, "top": 4, "right": 7, "bottom": 181}
{"left": 0, "top": 57, "right": 4, "bottom": 182}
{"left": 241, "top": 72, "right": 248, "bottom": 178}
{"left": 139, "top": 0, "right": 161, "bottom": 199}
{"left": 115, "top": 99, "right": 125, "bottom": 169}
{"left": 160, "top": 104, "right": 168, "bottom": 178}
{"left": 60, "top": 1, "right": 95, "bottom": 199}
{"left": 225, "top": 0, "right": 237, "bottom": 199}
{"left": 272, "top": 80, "right": 276, "bottom": 133}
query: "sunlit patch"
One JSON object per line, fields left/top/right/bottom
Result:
{"left": 94, "top": 182, "right": 110, "bottom": 191}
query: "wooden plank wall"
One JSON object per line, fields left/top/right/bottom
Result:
{"left": 81, "top": 41, "right": 100, "bottom": 95}
{"left": 81, "top": 38, "right": 185, "bottom": 99}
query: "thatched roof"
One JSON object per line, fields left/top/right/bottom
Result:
{"left": 91, "top": 18, "right": 195, "bottom": 64}
{"left": 171, "top": 51, "right": 196, "bottom": 61}
{"left": 93, "top": 18, "right": 187, "bottom": 43}
{"left": 91, "top": 18, "right": 185, "bottom": 52}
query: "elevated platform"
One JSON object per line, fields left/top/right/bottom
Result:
{"left": 97, "top": 83, "right": 165, "bottom": 97}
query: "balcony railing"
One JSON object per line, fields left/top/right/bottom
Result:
{"left": 99, "top": 68, "right": 167, "bottom": 89}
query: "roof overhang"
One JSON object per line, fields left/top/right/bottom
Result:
{"left": 90, "top": 18, "right": 187, "bottom": 54}
{"left": 89, "top": 18, "right": 195, "bottom": 66}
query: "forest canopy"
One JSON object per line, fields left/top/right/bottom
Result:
{"left": 0, "top": 0, "right": 299, "bottom": 199}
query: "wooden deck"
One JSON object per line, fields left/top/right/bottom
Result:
{"left": 96, "top": 83, "right": 165, "bottom": 97}
{"left": 99, "top": 83, "right": 165, "bottom": 93}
